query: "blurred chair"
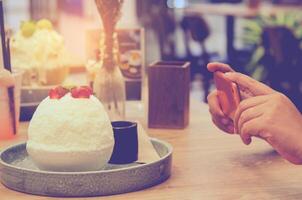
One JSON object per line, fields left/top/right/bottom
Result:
{"left": 261, "top": 26, "right": 302, "bottom": 112}
{"left": 180, "top": 15, "right": 212, "bottom": 102}
{"left": 136, "top": 0, "right": 176, "bottom": 60}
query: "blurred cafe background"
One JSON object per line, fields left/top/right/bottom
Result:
{"left": 2, "top": 0, "right": 302, "bottom": 116}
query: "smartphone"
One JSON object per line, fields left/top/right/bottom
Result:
{"left": 213, "top": 71, "right": 240, "bottom": 120}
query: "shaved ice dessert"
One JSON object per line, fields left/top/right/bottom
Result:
{"left": 27, "top": 86, "right": 114, "bottom": 171}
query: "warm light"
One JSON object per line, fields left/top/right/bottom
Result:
{"left": 167, "top": 0, "right": 188, "bottom": 8}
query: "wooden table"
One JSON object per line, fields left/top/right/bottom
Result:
{"left": 1, "top": 100, "right": 302, "bottom": 199}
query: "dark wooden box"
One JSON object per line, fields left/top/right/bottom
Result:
{"left": 148, "top": 61, "right": 190, "bottom": 129}
{"left": 125, "top": 79, "right": 141, "bottom": 100}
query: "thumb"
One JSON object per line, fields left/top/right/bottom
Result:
{"left": 207, "top": 62, "right": 234, "bottom": 73}
{"left": 224, "top": 72, "right": 275, "bottom": 96}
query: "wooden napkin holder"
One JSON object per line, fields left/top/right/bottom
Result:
{"left": 148, "top": 61, "right": 190, "bottom": 129}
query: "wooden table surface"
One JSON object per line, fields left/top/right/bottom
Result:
{"left": 1, "top": 100, "right": 302, "bottom": 200}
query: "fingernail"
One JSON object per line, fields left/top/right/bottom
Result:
{"left": 227, "top": 125, "right": 234, "bottom": 133}
{"left": 224, "top": 72, "right": 232, "bottom": 77}
{"left": 221, "top": 118, "right": 229, "bottom": 125}
{"left": 244, "top": 137, "right": 252, "bottom": 145}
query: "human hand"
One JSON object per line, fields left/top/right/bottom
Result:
{"left": 207, "top": 62, "right": 235, "bottom": 133}
{"left": 207, "top": 62, "right": 234, "bottom": 73}
{"left": 207, "top": 62, "right": 274, "bottom": 134}
{"left": 0, "top": 69, "right": 14, "bottom": 87}
{"left": 207, "top": 63, "right": 302, "bottom": 164}
{"left": 226, "top": 72, "right": 302, "bottom": 164}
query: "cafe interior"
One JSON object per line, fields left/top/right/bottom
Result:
{"left": 0, "top": 0, "right": 302, "bottom": 199}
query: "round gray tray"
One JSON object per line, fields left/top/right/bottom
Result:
{"left": 0, "top": 138, "right": 172, "bottom": 197}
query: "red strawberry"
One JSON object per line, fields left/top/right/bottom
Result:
{"left": 71, "top": 86, "right": 93, "bottom": 98}
{"left": 80, "top": 86, "right": 93, "bottom": 94}
{"left": 48, "top": 86, "right": 69, "bottom": 99}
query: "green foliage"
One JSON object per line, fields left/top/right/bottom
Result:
{"left": 242, "top": 12, "right": 302, "bottom": 81}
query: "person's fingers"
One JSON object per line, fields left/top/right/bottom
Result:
{"left": 234, "top": 95, "right": 269, "bottom": 134}
{"left": 237, "top": 106, "right": 264, "bottom": 136}
{"left": 207, "top": 90, "right": 224, "bottom": 117}
{"left": 220, "top": 117, "right": 234, "bottom": 133}
{"left": 207, "top": 62, "right": 234, "bottom": 73}
{"left": 208, "top": 90, "right": 234, "bottom": 133}
{"left": 224, "top": 72, "right": 275, "bottom": 97}
{"left": 240, "top": 115, "right": 302, "bottom": 165}
{"left": 239, "top": 118, "right": 263, "bottom": 145}
{"left": 226, "top": 122, "right": 234, "bottom": 133}
{"left": 212, "top": 117, "right": 234, "bottom": 134}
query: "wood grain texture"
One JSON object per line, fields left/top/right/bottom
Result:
{"left": 1, "top": 100, "right": 302, "bottom": 200}
{"left": 148, "top": 61, "right": 190, "bottom": 129}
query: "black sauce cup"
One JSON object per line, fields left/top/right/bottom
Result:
{"left": 109, "top": 121, "right": 138, "bottom": 164}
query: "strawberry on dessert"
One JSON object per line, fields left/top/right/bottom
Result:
{"left": 48, "top": 86, "right": 69, "bottom": 99}
{"left": 70, "top": 86, "right": 93, "bottom": 98}
{"left": 27, "top": 85, "right": 114, "bottom": 172}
